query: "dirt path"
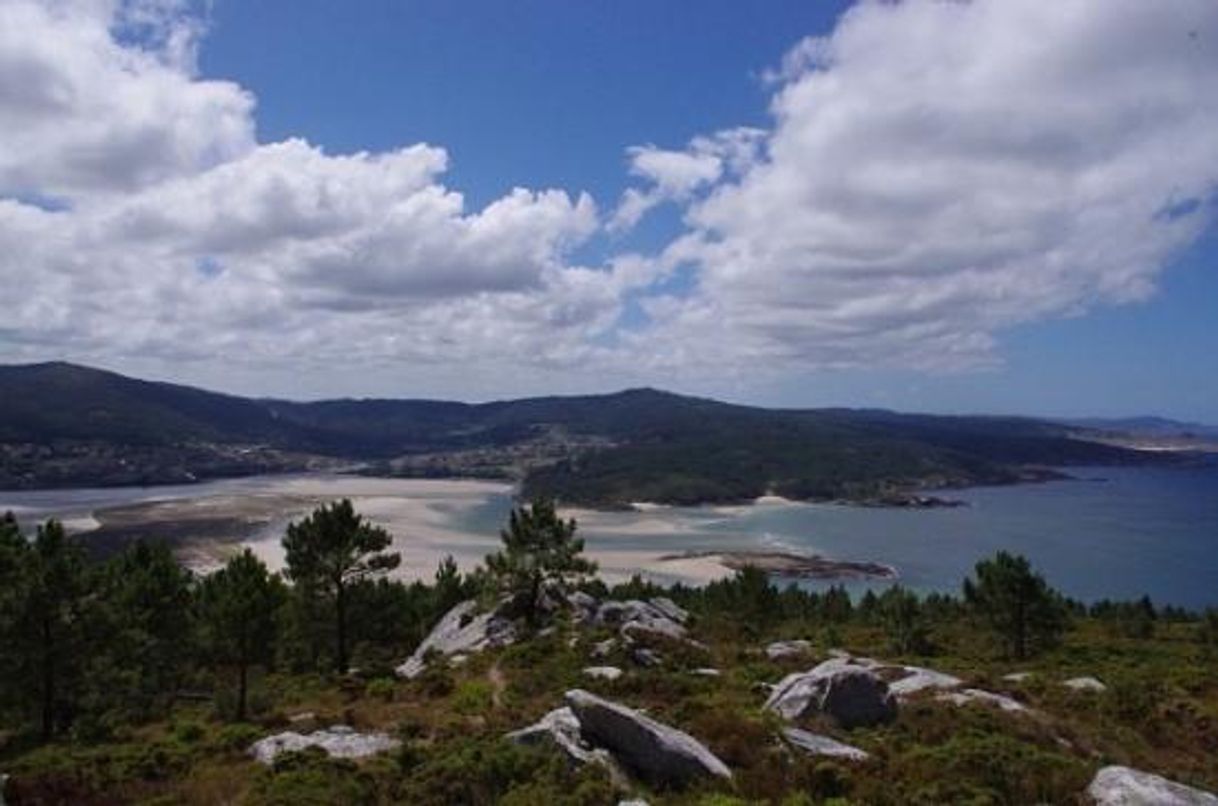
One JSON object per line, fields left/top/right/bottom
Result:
{"left": 487, "top": 660, "right": 506, "bottom": 708}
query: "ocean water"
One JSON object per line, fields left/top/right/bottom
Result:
{"left": 450, "top": 461, "right": 1218, "bottom": 609}
{"left": 3, "top": 461, "right": 1216, "bottom": 609}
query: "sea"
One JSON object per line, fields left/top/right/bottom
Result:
{"left": 3, "top": 459, "right": 1216, "bottom": 610}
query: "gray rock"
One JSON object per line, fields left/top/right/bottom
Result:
{"left": 597, "top": 599, "right": 689, "bottom": 642}
{"left": 565, "top": 689, "right": 732, "bottom": 787}
{"left": 649, "top": 597, "right": 689, "bottom": 624}
{"left": 506, "top": 706, "right": 626, "bottom": 786}
{"left": 1002, "top": 671, "right": 1033, "bottom": 683}
{"left": 584, "top": 665, "right": 624, "bottom": 681}
{"left": 937, "top": 688, "right": 1028, "bottom": 713}
{"left": 395, "top": 599, "right": 517, "bottom": 679}
{"left": 690, "top": 667, "right": 721, "bottom": 677}
{"left": 886, "top": 665, "right": 963, "bottom": 697}
{"left": 631, "top": 647, "right": 663, "bottom": 667}
{"left": 1088, "top": 765, "right": 1218, "bottom": 805}
{"left": 765, "top": 658, "right": 898, "bottom": 728}
{"left": 781, "top": 727, "right": 869, "bottom": 761}
{"left": 765, "top": 640, "right": 813, "bottom": 660}
{"left": 569, "top": 590, "right": 600, "bottom": 622}
{"left": 591, "top": 637, "right": 618, "bottom": 660}
{"left": 250, "top": 725, "right": 400, "bottom": 764}
{"left": 1064, "top": 676, "right": 1107, "bottom": 693}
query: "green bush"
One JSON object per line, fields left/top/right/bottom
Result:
{"left": 365, "top": 677, "right": 397, "bottom": 702}
{"left": 213, "top": 722, "right": 263, "bottom": 753}
{"left": 452, "top": 680, "right": 494, "bottom": 715}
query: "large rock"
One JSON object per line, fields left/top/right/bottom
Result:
{"left": 1087, "top": 765, "right": 1218, "bottom": 805}
{"left": 596, "top": 599, "right": 689, "bottom": 643}
{"left": 765, "top": 658, "right": 897, "bottom": 728}
{"left": 781, "top": 727, "right": 869, "bottom": 761}
{"left": 564, "top": 689, "right": 731, "bottom": 787}
{"left": 250, "top": 725, "right": 400, "bottom": 764}
{"left": 396, "top": 599, "right": 517, "bottom": 679}
{"left": 649, "top": 597, "right": 689, "bottom": 624}
{"left": 506, "top": 706, "right": 627, "bottom": 786}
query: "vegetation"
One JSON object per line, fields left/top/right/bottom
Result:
{"left": 0, "top": 362, "right": 1170, "bottom": 507}
{"left": 963, "top": 551, "right": 1067, "bottom": 660}
{"left": 1, "top": 501, "right": 1217, "bottom": 804}
{"left": 199, "top": 550, "right": 285, "bottom": 720}
{"left": 486, "top": 499, "right": 596, "bottom": 625}
{"left": 283, "top": 499, "right": 401, "bottom": 673}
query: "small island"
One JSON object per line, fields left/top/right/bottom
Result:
{"left": 657, "top": 549, "right": 898, "bottom": 580}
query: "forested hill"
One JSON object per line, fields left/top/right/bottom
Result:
{"left": 0, "top": 361, "right": 1166, "bottom": 503}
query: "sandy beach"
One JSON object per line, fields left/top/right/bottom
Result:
{"left": 44, "top": 475, "right": 745, "bottom": 585}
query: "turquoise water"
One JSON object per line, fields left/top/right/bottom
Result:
{"left": 3, "top": 461, "right": 1216, "bottom": 608}
{"left": 451, "top": 461, "right": 1218, "bottom": 609}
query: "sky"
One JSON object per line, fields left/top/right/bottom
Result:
{"left": 1, "top": 0, "right": 1216, "bottom": 421}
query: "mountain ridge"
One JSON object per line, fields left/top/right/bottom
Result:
{"left": 0, "top": 361, "right": 1180, "bottom": 503}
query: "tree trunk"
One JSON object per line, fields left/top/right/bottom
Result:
{"left": 41, "top": 616, "right": 55, "bottom": 740}
{"left": 1014, "top": 597, "right": 1027, "bottom": 660}
{"left": 336, "top": 580, "right": 348, "bottom": 674}
{"left": 528, "top": 572, "right": 542, "bottom": 627}
{"left": 237, "top": 660, "right": 248, "bottom": 722}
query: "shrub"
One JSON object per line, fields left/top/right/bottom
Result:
{"left": 365, "top": 677, "right": 396, "bottom": 702}
{"left": 213, "top": 723, "right": 263, "bottom": 754}
{"left": 452, "top": 680, "right": 494, "bottom": 715}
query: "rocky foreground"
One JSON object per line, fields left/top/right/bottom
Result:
{"left": 227, "top": 589, "right": 1218, "bottom": 804}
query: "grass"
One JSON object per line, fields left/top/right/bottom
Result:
{"left": 2, "top": 614, "right": 1216, "bottom": 804}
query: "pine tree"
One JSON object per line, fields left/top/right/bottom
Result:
{"left": 963, "top": 551, "right": 1065, "bottom": 660}
{"left": 100, "top": 540, "right": 196, "bottom": 717}
{"left": 199, "top": 550, "right": 283, "bottom": 721}
{"left": 0, "top": 519, "right": 92, "bottom": 738}
{"left": 485, "top": 499, "right": 595, "bottom": 626}
{"left": 879, "top": 585, "right": 930, "bottom": 655}
{"left": 283, "top": 499, "right": 400, "bottom": 673}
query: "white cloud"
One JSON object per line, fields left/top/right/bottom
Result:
{"left": 631, "top": 0, "right": 1218, "bottom": 373}
{"left": 608, "top": 128, "right": 764, "bottom": 231}
{"left": 0, "top": 0, "right": 254, "bottom": 198}
{"left": 0, "top": 0, "right": 610, "bottom": 384}
{"left": 2, "top": 0, "right": 1217, "bottom": 397}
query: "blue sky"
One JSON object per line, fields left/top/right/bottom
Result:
{"left": 1, "top": 0, "right": 1216, "bottom": 420}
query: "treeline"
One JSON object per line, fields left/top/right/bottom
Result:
{"left": 607, "top": 553, "right": 1218, "bottom": 663}
{"left": 0, "top": 502, "right": 481, "bottom": 742}
{"left": 0, "top": 497, "right": 597, "bottom": 744}
{"left": 3, "top": 497, "right": 1216, "bottom": 750}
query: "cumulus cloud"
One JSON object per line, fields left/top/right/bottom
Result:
{"left": 3, "top": 0, "right": 1217, "bottom": 396}
{"left": 609, "top": 128, "right": 765, "bottom": 231}
{"left": 629, "top": 0, "right": 1218, "bottom": 373}
{"left": 0, "top": 0, "right": 608, "bottom": 381}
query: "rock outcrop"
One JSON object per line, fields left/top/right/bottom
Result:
{"left": 1087, "top": 765, "right": 1218, "bottom": 805}
{"left": 564, "top": 689, "right": 732, "bottom": 787}
{"left": 765, "top": 658, "right": 898, "bottom": 728}
{"left": 249, "top": 725, "right": 400, "bottom": 764}
{"left": 506, "top": 706, "right": 627, "bottom": 786}
{"left": 781, "top": 727, "right": 869, "bottom": 761}
{"left": 396, "top": 599, "right": 517, "bottom": 679}
{"left": 596, "top": 598, "right": 691, "bottom": 643}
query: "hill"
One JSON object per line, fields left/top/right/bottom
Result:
{"left": 0, "top": 361, "right": 1168, "bottom": 503}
